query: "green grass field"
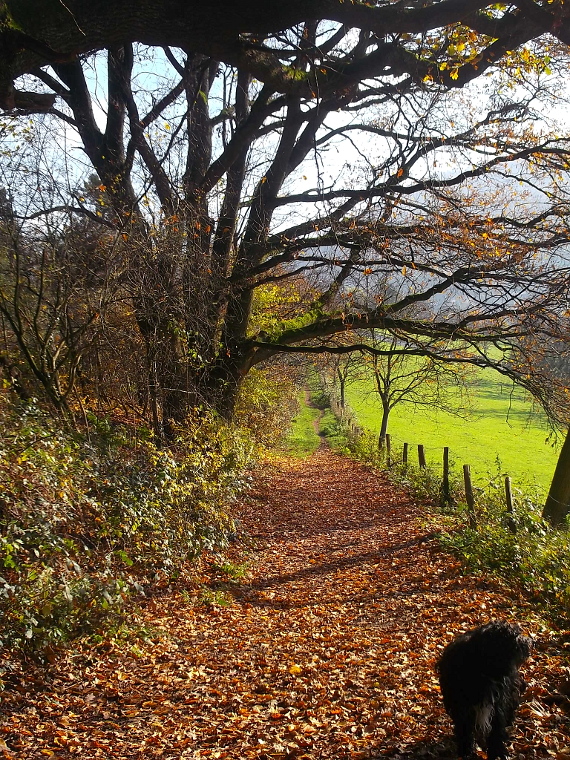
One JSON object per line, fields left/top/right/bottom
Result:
{"left": 344, "top": 369, "right": 561, "bottom": 493}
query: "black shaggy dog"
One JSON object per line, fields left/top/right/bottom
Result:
{"left": 436, "top": 620, "right": 532, "bottom": 760}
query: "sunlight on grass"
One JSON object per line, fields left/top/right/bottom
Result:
{"left": 344, "top": 369, "right": 560, "bottom": 491}
{"left": 282, "top": 393, "right": 322, "bottom": 456}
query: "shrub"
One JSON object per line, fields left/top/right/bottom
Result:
{"left": 307, "top": 373, "right": 331, "bottom": 410}
{"left": 0, "top": 390, "right": 253, "bottom": 656}
{"left": 440, "top": 492, "right": 570, "bottom": 614}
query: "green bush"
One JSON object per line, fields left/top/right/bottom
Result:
{"left": 318, "top": 410, "right": 342, "bottom": 440}
{"left": 306, "top": 371, "right": 331, "bottom": 410}
{"left": 439, "top": 490, "right": 570, "bottom": 615}
{"left": 0, "top": 391, "right": 253, "bottom": 656}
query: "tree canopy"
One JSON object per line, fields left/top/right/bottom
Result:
{"left": 3, "top": 1, "right": 570, "bottom": 111}
{"left": 1, "top": 2, "right": 570, "bottom": 438}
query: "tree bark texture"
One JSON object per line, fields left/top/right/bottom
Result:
{"left": 543, "top": 427, "right": 570, "bottom": 526}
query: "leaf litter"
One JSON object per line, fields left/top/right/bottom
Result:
{"left": 1, "top": 448, "right": 569, "bottom": 759}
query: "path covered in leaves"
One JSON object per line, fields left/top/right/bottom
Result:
{"left": 1, "top": 449, "right": 568, "bottom": 759}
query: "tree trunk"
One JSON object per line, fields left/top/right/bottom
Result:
{"left": 337, "top": 368, "right": 346, "bottom": 408}
{"left": 543, "top": 426, "right": 570, "bottom": 526}
{"left": 378, "top": 400, "right": 389, "bottom": 449}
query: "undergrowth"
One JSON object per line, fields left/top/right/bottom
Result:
{"left": 0, "top": 390, "right": 253, "bottom": 658}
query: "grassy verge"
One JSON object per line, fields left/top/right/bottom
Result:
{"left": 281, "top": 392, "right": 322, "bottom": 456}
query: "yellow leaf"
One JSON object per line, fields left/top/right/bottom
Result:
{"left": 289, "top": 664, "right": 302, "bottom": 675}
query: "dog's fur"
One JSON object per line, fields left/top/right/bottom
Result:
{"left": 436, "top": 620, "right": 532, "bottom": 760}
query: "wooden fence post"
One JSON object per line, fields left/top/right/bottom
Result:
{"left": 403, "top": 442, "right": 408, "bottom": 466}
{"left": 463, "top": 464, "right": 477, "bottom": 529}
{"left": 386, "top": 434, "right": 391, "bottom": 467}
{"left": 418, "top": 444, "right": 426, "bottom": 469}
{"left": 440, "top": 446, "right": 452, "bottom": 507}
{"left": 505, "top": 476, "right": 517, "bottom": 534}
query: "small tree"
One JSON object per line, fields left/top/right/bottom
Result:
{"left": 334, "top": 353, "right": 360, "bottom": 411}
{"left": 0, "top": 191, "right": 124, "bottom": 421}
{"left": 319, "top": 347, "right": 363, "bottom": 411}
{"left": 357, "top": 331, "right": 472, "bottom": 448}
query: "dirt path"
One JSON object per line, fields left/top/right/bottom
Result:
{"left": 1, "top": 451, "right": 566, "bottom": 759}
